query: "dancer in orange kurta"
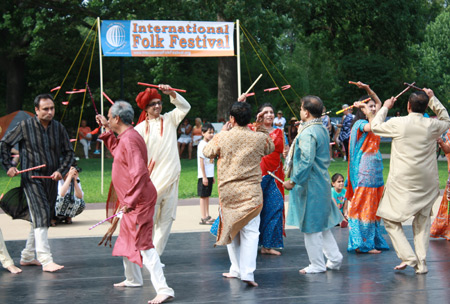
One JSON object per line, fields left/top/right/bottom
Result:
{"left": 430, "top": 137, "right": 450, "bottom": 240}
{"left": 97, "top": 101, "right": 174, "bottom": 304}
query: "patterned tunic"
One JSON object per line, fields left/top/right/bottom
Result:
{"left": 203, "top": 125, "right": 274, "bottom": 246}
{"left": 0, "top": 116, "right": 74, "bottom": 228}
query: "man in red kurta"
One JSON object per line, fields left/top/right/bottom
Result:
{"left": 97, "top": 101, "right": 174, "bottom": 304}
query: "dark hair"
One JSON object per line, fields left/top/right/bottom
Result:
{"left": 230, "top": 102, "right": 252, "bottom": 126}
{"left": 34, "top": 94, "right": 54, "bottom": 108}
{"left": 301, "top": 95, "right": 323, "bottom": 118}
{"left": 408, "top": 91, "right": 429, "bottom": 113}
{"left": 331, "top": 173, "right": 344, "bottom": 184}
{"left": 257, "top": 103, "right": 275, "bottom": 119}
{"left": 202, "top": 123, "right": 215, "bottom": 133}
{"left": 350, "top": 95, "right": 375, "bottom": 128}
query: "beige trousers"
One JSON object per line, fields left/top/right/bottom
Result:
{"left": 382, "top": 211, "right": 431, "bottom": 274}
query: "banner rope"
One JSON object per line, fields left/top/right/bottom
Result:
{"left": 53, "top": 19, "right": 97, "bottom": 100}
{"left": 240, "top": 24, "right": 299, "bottom": 119}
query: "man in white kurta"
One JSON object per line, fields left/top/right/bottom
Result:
{"left": 134, "top": 85, "right": 190, "bottom": 256}
{"left": 371, "top": 89, "right": 450, "bottom": 274}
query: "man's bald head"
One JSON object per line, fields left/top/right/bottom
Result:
{"left": 301, "top": 95, "right": 323, "bottom": 118}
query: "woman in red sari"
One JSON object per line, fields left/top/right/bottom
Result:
{"left": 256, "top": 103, "right": 286, "bottom": 255}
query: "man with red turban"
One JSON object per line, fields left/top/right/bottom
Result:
{"left": 135, "top": 84, "right": 190, "bottom": 256}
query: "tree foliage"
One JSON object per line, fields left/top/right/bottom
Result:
{"left": 0, "top": 0, "right": 448, "bottom": 135}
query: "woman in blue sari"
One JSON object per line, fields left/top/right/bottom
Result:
{"left": 345, "top": 82, "right": 389, "bottom": 253}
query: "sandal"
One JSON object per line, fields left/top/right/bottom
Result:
{"left": 199, "top": 216, "right": 215, "bottom": 225}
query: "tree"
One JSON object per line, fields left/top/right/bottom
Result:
{"left": 414, "top": 8, "right": 450, "bottom": 103}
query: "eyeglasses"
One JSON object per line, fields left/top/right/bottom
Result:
{"left": 148, "top": 101, "right": 162, "bottom": 107}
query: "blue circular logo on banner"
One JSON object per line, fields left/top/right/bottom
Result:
{"left": 106, "top": 25, "right": 126, "bottom": 48}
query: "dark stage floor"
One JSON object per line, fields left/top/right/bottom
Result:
{"left": 1, "top": 227, "right": 450, "bottom": 304}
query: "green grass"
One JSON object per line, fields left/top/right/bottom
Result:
{"left": 0, "top": 156, "right": 447, "bottom": 203}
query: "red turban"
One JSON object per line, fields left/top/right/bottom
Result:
{"left": 136, "top": 88, "right": 161, "bottom": 110}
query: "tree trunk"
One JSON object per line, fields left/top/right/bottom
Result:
{"left": 217, "top": 56, "right": 237, "bottom": 120}
{"left": 216, "top": 13, "right": 238, "bottom": 121}
{"left": 6, "top": 56, "right": 26, "bottom": 113}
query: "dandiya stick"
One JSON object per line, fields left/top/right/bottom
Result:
{"left": 66, "top": 89, "right": 86, "bottom": 94}
{"left": 264, "top": 87, "right": 279, "bottom": 92}
{"left": 50, "top": 86, "right": 61, "bottom": 92}
{"left": 86, "top": 82, "right": 99, "bottom": 115}
{"left": 31, "top": 176, "right": 53, "bottom": 179}
{"left": 70, "top": 139, "right": 77, "bottom": 142}
{"left": 267, "top": 171, "right": 284, "bottom": 184}
{"left": 281, "top": 85, "right": 291, "bottom": 90}
{"left": 244, "top": 74, "right": 263, "bottom": 96}
{"left": 336, "top": 97, "right": 371, "bottom": 115}
{"left": 403, "top": 82, "right": 424, "bottom": 92}
{"left": 395, "top": 82, "right": 416, "bottom": 99}
{"left": 102, "top": 92, "right": 115, "bottom": 105}
{"left": 17, "top": 164, "right": 46, "bottom": 174}
{"left": 89, "top": 211, "right": 124, "bottom": 230}
{"left": 137, "top": 82, "right": 186, "bottom": 93}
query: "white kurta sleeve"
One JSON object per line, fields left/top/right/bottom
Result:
{"left": 167, "top": 93, "right": 191, "bottom": 126}
{"left": 371, "top": 107, "right": 400, "bottom": 138}
{"left": 428, "top": 96, "right": 450, "bottom": 135}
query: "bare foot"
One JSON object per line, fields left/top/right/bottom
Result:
{"left": 222, "top": 272, "right": 238, "bottom": 279}
{"left": 394, "top": 263, "right": 408, "bottom": 271}
{"left": 42, "top": 262, "right": 64, "bottom": 272}
{"left": 243, "top": 280, "right": 258, "bottom": 287}
{"left": 148, "top": 294, "right": 173, "bottom": 304}
{"left": 6, "top": 265, "right": 22, "bottom": 274}
{"left": 114, "top": 281, "right": 127, "bottom": 287}
{"left": 368, "top": 249, "right": 382, "bottom": 254}
{"left": 20, "top": 259, "right": 41, "bottom": 266}
{"left": 261, "top": 248, "right": 281, "bottom": 256}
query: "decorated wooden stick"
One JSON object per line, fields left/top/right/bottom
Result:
{"left": 66, "top": 89, "right": 86, "bottom": 94}
{"left": 244, "top": 74, "right": 263, "bottom": 96}
{"left": 403, "top": 82, "right": 424, "bottom": 91}
{"left": 395, "top": 82, "right": 416, "bottom": 99}
{"left": 102, "top": 92, "right": 115, "bottom": 105}
{"left": 264, "top": 86, "right": 279, "bottom": 92}
{"left": 89, "top": 211, "right": 124, "bottom": 230}
{"left": 86, "top": 82, "right": 99, "bottom": 115}
{"left": 267, "top": 171, "right": 284, "bottom": 184}
{"left": 336, "top": 97, "right": 371, "bottom": 115}
{"left": 322, "top": 110, "right": 332, "bottom": 116}
{"left": 31, "top": 176, "right": 53, "bottom": 179}
{"left": 138, "top": 82, "right": 186, "bottom": 93}
{"left": 17, "top": 164, "right": 46, "bottom": 174}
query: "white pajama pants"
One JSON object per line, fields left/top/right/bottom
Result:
{"left": 153, "top": 180, "right": 179, "bottom": 256}
{"left": 80, "top": 138, "right": 90, "bottom": 158}
{"left": 226, "top": 215, "right": 260, "bottom": 282}
{"left": 0, "top": 228, "right": 14, "bottom": 269}
{"left": 303, "top": 229, "right": 343, "bottom": 273}
{"left": 121, "top": 248, "right": 174, "bottom": 297}
{"left": 21, "top": 224, "right": 53, "bottom": 266}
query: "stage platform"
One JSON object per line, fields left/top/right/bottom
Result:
{"left": 1, "top": 227, "right": 449, "bottom": 304}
